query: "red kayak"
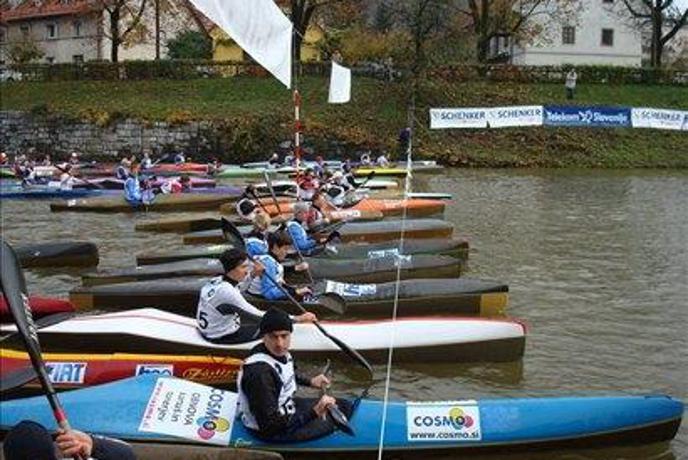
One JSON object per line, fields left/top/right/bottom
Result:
{"left": 0, "top": 348, "right": 242, "bottom": 391}
{"left": 0, "top": 296, "right": 75, "bottom": 322}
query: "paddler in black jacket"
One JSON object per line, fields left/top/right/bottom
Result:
{"left": 237, "top": 308, "right": 352, "bottom": 442}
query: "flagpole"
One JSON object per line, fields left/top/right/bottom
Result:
{"left": 292, "top": 28, "right": 302, "bottom": 180}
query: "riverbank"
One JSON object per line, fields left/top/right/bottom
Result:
{"left": 1, "top": 76, "right": 686, "bottom": 167}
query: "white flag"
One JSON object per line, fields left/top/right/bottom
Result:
{"left": 189, "top": 0, "right": 293, "bottom": 88}
{"left": 328, "top": 62, "right": 351, "bottom": 104}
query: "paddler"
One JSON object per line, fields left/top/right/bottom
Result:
{"left": 248, "top": 231, "right": 312, "bottom": 301}
{"left": 296, "top": 168, "right": 319, "bottom": 200}
{"left": 3, "top": 420, "right": 136, "bottom": 460}
{"left": 58, "top": 163, "right": 75, "bottom": 190}
{"left": 245, "top": 212, "right": 272, "bottom": 258}
{"left": 237, "top": 308, "right": 352, "bottom": 442}
{"left": 124, "top": 162, "right": 154, "bottom": 205}
{"left": 286, "top": 201, "right": 327, "bottom": 256}
{"left": 197, "top": 248, "right": 315, "bottom": 344}
{"left": 236, "top": 186, "right": 261, "bottom": 222}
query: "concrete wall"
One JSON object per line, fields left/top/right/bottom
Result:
{"left": 0, "top": 111, "right": 213, "bottom": 158}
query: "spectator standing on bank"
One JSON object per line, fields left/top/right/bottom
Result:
{"left": 565, "top": 68, "right": 577, "bottom": 100}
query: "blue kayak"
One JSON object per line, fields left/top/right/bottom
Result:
{"left": 0, "top": 374, "right": 682, "bottom": 455}
{"left": 0, "top": 186, "right": 105, "bottom": 199}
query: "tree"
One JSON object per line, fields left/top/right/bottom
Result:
{"left": 373, "top": 0, "right": 395, "bottom": 32}
{"left": 454, "top": 0, "right": 576, "bottom": 63}
{"left": 617, "top": 0, "right": 688, "bottom": 67}
{"left": 166, "top": 30, "right": 212, "bottom": 59}
{"left": 7, "top": 38, "right": 44, "bottom": 64}
{"left": 98, "top": 0, "right": 149, "bottom": 62}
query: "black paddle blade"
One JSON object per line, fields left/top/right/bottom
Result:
{"left": 221, "top": 218, "right": 246, "bottom": 250}
{"left": 0, "top": 240, "right": 39, "bottom": 349}
{"left": 0, "top": 365, "right": 38, "bottom": 392}
{"left": 328, "top": 406, "right": 355, "bottom": 436}
{"left": 315, "top": 293, "right": 346, "bottom": 315}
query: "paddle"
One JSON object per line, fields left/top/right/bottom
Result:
{"left": 220, "top": 219, "right": 372, "bottom": 376}
{"left": 220, "top": 218, "right": 345, "bottom": 316}
{"left": 0, "top": 240, "right": 83, "bottom": 458}
{"left": 53, "top": 163, "right": 104, "bottom": 190}
{"left": 352, "top": 170, "right": 376, "bottom": 192}
{"left": 320, "top": 359, "right": 354, "bottom": 436}
{"left": 262, "top": 171, "right": 283, "bottom": 214}
{"left": 0, "top": 312, "right": 75, "bottom": 343}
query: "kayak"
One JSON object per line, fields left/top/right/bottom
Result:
{"left": 0, "top": 348, "right": 241, "bottom": 395}
{"left": 15, "top": 241, "right": 99, "bottom": 267}
{"left": 72, "top": 177, "right": 218, "bottom": 190}
{"left": 252, "top": 178, "right": 398, "bottom": 194}
{"left": 0, "top": 308, "right": 526, "bottom": 362}
{"left": 255, "top": 199, "right": 445, "bottom": 219}
{"left": 0, "top": 186, "right": 102, "bottom": 199}
{"left": 0, "top": 168, "right": 15, "bottom": 179}
{"left": 1, "top": 374, "right": 681, "bottom": 455}
{"left": 136, "top": 239, "right": 469, "bottom": 265}
{"left": 215, "top": 166, "right": 288, "bottom": 179}
{"left": 69, "top": 277, "right": 507, "bottom": 319}
{"left": 80, "top": 254, "right": 464, "bottom": 286}
{"left": 353, "top": 168, "right": 408, "bottom": 178}
{"left": 135, "top": 209, "right": 384, "bottom": 234}
{"left": 0, "top": 296, "right": 74, "bottom": 322}
{"left": 182, "top": 219, "right": 454, "bottom": 245}
{"left": 49, "top": 193, "right": 240, "bottom": 213}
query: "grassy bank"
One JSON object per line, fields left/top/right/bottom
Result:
{"left": 2, "top": 76, "right": 687, "bottom": 167}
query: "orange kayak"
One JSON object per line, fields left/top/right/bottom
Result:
{"left": 237, "top": 199, "right": 445, "bottom": 219}
{"left": 0, "top": 348, "right": 241, "bottom": 394}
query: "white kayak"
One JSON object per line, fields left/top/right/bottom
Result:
{"left": 0, "top": 308, "right": 526, "bottom": 363}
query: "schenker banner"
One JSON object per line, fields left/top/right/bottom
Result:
{"left": 543, "top": 106, "right": 631, "bottom": 128}
{"left": 139, "top": 377, "right": 237, "bottom": 445}
{"left": 430, "top": 106, "right": 543, "bottom": 129}
{"left": 632, "top": 108, "right": 688, "bottom": 131}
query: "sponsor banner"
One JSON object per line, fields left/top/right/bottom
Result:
{"left": 139, "top": 377, "right": 237, "bottom": 446}
{"left": 46, "top": 362, "right": 87, "bottom": 384}
{"left": 407, "top": 401, "right": 481, "bottom": 442}
{"left": 631, "top": 107, "right": 688, "bottom": 131}
{"left": 136, "top": 364, "right": 174, "bottom": 377}
{"left": 430, "top": 108, "right": 488, "bottom": 129}
{"left": 367, "top": 248, "right": 401, "bottom": 259}
{"left": 544, "top": 106, "right": 631, "bottom": 127}
{"left": 325, "top": 280, "right": 377, "bottom": 297}
{"left": 487, "top": 105, "right": 543, "bottom": 128}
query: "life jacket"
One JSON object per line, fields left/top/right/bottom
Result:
{"left": 237, "top": 351, "right": 297, "bottom": 431}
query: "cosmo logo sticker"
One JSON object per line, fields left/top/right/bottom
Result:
{"left": 325, "top": 280, "right": 376, "bottom": 297}
{"left": 406, "top": 401, "right": 481, "bottom": 442}
{"left": 136, "top": 364, "right": 174, "bottom": 376}
{"left": 139, "top": 378, "right": 237, "bottom": 445}
{"left": 46, "top": 362, "right": 87, "bottom": 384}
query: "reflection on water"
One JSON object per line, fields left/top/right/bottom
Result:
{"left": 0, "top": 169, "right": 686, "bottom": 459}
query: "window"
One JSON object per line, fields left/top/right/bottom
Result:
{"left": 20, "top": 24, "right": 30, "bottom": 38}
{"left": 46, "top": 23, "right": 57, "bottom": 39}
{"left": 562, "top": 26, "right": 576, "bottom": 45}
{"left": 72, "top": 54, "right": 84, "bottom": 63}
{"left": 46, "top": 56, "right": 55, "bottom": 64}
{"left": 73, "top": 20, "right": 82, "bottom": 37}
{"left": 601, "top": 28, "right": 614, "bottom": 46}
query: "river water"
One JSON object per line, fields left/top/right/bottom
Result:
{"left": 0, "top": 168, "right": 686, "bottom": 459}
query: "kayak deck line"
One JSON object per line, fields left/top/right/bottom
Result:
{"left": 135, "top": 239, "right": 470, "bottom": 266}
{"left": 0, "top": 309, "right": 526, "bottom": 363}
{"left": 49, "top": 194, "right": 241, "bottom": 213}
{"left": 0, "top": 375, "right": 681, "bottom": 455}
{"left": 68, "top": 277, "right": 509, "bottom": 319}
{"left": 0, "top": 348, "right": 242, "bottom": 364}
{"left": 79, "top": 255, "right": 464, "bottom": 287}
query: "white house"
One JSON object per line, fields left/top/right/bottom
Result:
{"left": 490, "top": 0, "right": 643, "bottom": 66}
{"left": 0, "top": 0, "right": 203, "bottom": 65}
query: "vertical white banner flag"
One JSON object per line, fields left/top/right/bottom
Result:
{"left": 189, "top": 0, "right": 293, "bottom": 88}
{"left": 328, "top": 62, "right": 351, "bottom": 104}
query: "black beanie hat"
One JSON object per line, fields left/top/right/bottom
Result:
{"left": 3, "top": 420, "right": 57, "bottom": 460}
{"left": 219, "top": 248, "right": 248, "bottom": 273}
{"left": 260, "top": 307, "right": 293, "bottom": 335}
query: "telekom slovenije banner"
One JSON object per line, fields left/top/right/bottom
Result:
{"left": 543, "top": 106, "right": 631, "bottom": 128}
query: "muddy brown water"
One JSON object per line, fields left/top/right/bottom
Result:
{"left": 0, "top": 168, "right": 686, "bottom": 459}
